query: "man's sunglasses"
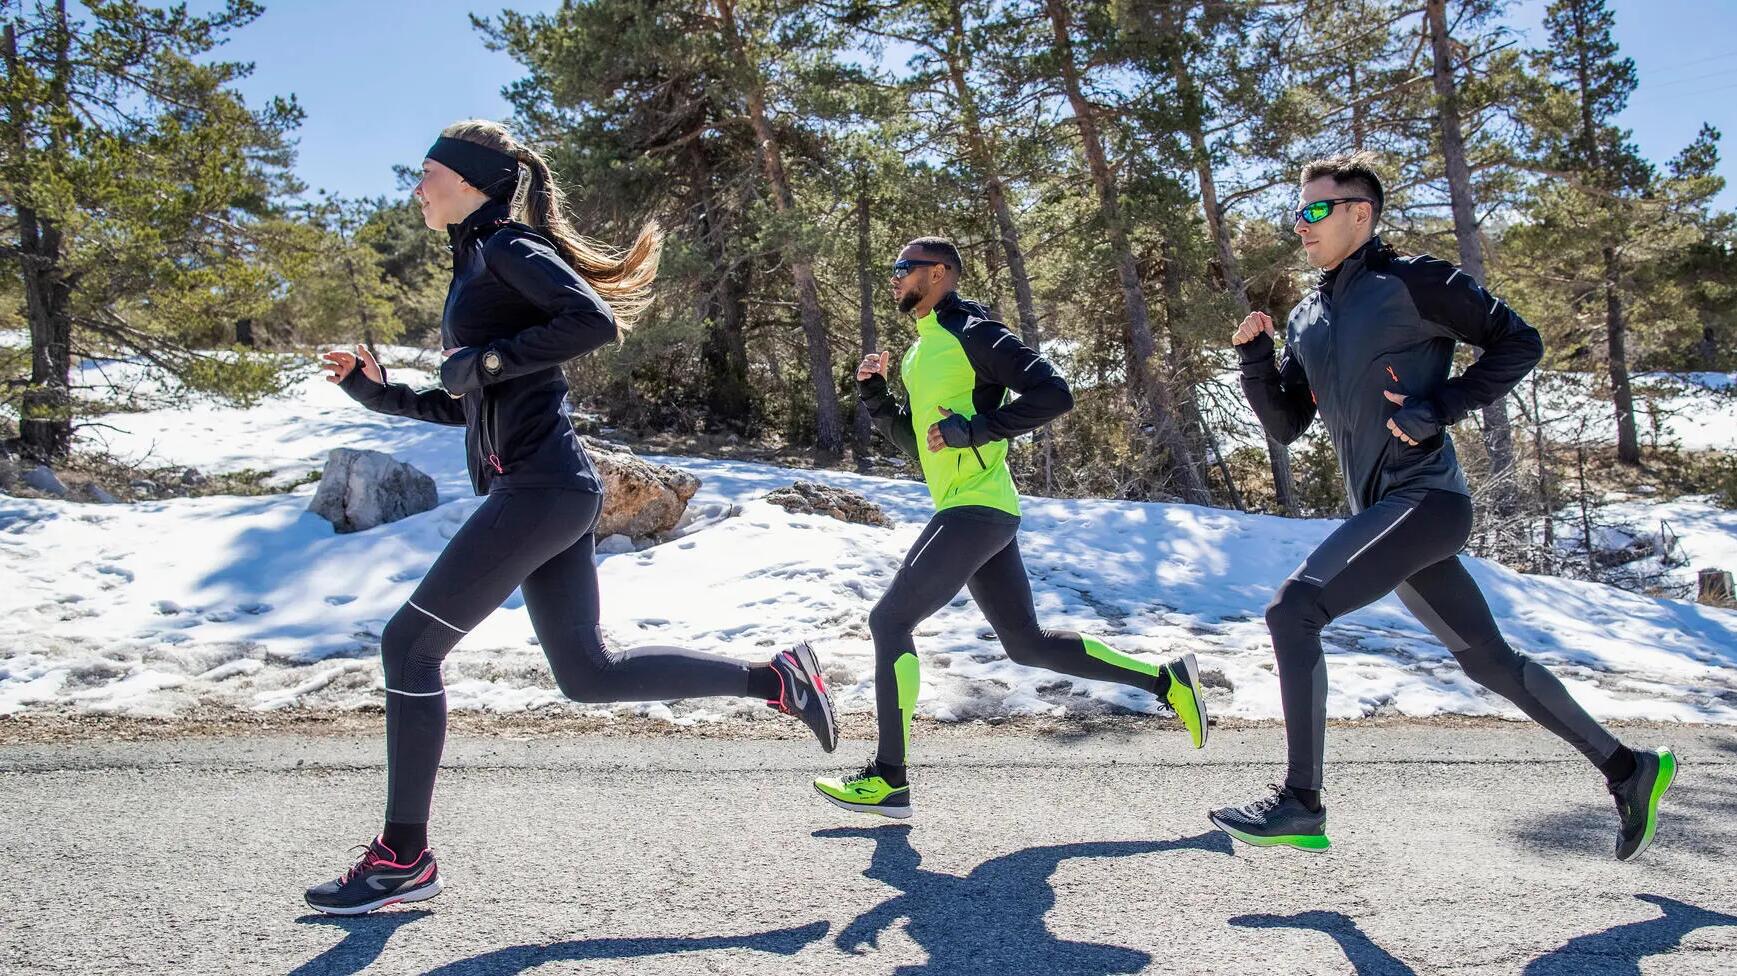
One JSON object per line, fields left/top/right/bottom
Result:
{"left": 1293, "top": 197, "right": 1374, "bottom": 224}
{"left": 891, "top": 258, "right": 950, "bottom": 279}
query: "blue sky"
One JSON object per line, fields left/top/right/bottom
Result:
{"left": 197, "top": 0, "right": 1734, "bottom": 210}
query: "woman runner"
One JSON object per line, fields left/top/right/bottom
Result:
{"left": 305, "top": 120, "right": 838, "bottom": 915}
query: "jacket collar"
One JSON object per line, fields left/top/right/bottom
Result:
{"left": 931, "top": 290, "right": 997, "bottom": 322}
{"left": 446, "top": 200, "right": 514, "bottom": 248}
{"left": 1318, "top": 234, "right": 1389, "bottom": 292}
{"left": 915, "top": 291, "right": 962, "bottom": 332}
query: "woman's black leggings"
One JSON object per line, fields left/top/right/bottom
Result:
{"left": 380, "top": 488, "right": 754, "bottom": 824}
{"left": 1269, "top": 488, "right": 1623, "bottom": 791}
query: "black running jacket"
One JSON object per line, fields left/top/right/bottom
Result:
{"left": 1238, "top": 236, "right": 1543, "bottom": 513}
{"left": 340, "top": 201, "right": 610, "bottom": 496}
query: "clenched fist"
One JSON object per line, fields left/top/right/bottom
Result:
{"left": 1231, "top": 311, "right": 1276, "bottom": 346}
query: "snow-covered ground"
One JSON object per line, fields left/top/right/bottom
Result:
{"left": 1558, "top": 494, "right": 1737, "bottom": 598}
{"left": 3, "top": 352, "right": 1736, "bottom": 727}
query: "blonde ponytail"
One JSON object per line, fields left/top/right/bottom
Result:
{"left": 440, "top": 119, "right": 662, "bottom": 331}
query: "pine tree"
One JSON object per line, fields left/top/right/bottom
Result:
{"left": 2, "top": 0, "right": 301, "bottom": 459}
{"left": 1422, "top": 0, "right": 1522, "bottom": 505}
{"left": 1520, "top": 0, "right": 1671, "bottom": 465}
{"left": 1035, "top": 0, "right": 1209, "bottom": 504}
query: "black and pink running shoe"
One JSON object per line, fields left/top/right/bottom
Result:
{"left": 769, "top": 641, "right": 838, "bottom": 753}
{"left": 304, "top": 837, "right": 442, "bottom": 915}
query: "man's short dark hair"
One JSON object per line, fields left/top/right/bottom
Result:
{"left": 906, "top": 236, "right": 963, "bottom": 272}
{"left": 1301, "top": 152, "right": 1384, "bottom": 220}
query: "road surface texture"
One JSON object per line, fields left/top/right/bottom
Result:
{"left": 2, "top": 719, "right": 1734, "bottom": 975}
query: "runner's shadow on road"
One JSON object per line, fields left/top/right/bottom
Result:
{"left": 1511, "top": 788, "right": 1737, "bottom": 858}
{"left": 417, "top": 921, "right": 829, "bottom": 975}
{"left": 1229, "top": 911, "right": 1417, "bottom": 975}
{"left": 290, "top": 911, "right": 431, "bottom": 976}
{"left": 815, "top": 825, "right": 1232, "bottom": 976}
{"left": 1705, "top": 736, "right": 1737, "bottom": 758}
{"left": 1521, "top": 894, "right": 1737, "bottom": 974}
{"left": 289, "top": 912, "right": 827, "bottom": 976}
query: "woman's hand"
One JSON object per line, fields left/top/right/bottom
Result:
{"left": 320, "top": 344, "right": 383, "bottom": 385}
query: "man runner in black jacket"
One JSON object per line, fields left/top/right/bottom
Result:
{"left": 1210, "top": 153, "right": 1674, "bottom": 860}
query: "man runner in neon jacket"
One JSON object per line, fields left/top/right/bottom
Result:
{"left": 813, "top": 236, "right": 1211, "bottom": 819}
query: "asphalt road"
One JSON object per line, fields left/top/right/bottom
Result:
{"left": 3, "top": 721, "right": 1735, "bottom": 975}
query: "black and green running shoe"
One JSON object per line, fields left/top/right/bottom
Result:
{"left": 1209, "top": 785, "right": 1330, "bottom": 851}
{"left": 814, "top": 761, "right": 912, "bottom": 819}
{"left": 1611, "top": 746, "right": 1676, "bottom": 862}
{"left": 1163, "top": 652, "right": 1209, "bottom": 749}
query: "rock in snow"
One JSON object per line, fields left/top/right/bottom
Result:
{"left": 308, "top": 448, "right": 439, "bottom": 533}
{"left": 22, "top": 465, "right": 69, "bottom": 496}
{"left": 588, "top": 441, "right": 700, "bottom": 539}
{"left": 764, "top": 481, "right": 892, "bottom": 527}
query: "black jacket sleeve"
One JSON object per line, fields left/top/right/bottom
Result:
{"left": 1237, "top": 330, "right": 1316, "bottom": 445}
{"left": 440, "top": 230, "right": 620, "bottom": 395}
{"left": 1398, "top": 255, "right": 1544, "bottom": 424}
{"left": 338, "top": 363, "right": 466, "bottom": 427}
{"left": 955, "top": 322, "right": 1074, "bottom": 443}
{"left": 858, "top": 372, "right": 920, "bottom": 459}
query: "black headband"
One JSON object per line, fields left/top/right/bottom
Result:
{"left": 426, "top": 136, "right": 520, "bottom": 199}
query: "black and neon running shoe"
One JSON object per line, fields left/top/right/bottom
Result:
{"left": 769, "top": 641, "right": 838, "bottom": 753}
{"left": 814, "top": 761, "right": 912, "bottom": 819}
{"left": 1209, "top": 785, "right": 1330, "bottom": 851}
{"left": 1611, "top": 746, "right": 1677, "bottom": 862}
{"left": 304, "top": 837, "right": 443, "bottom": 916}
{"left": 1163, "top": 652, "right": 1209, "bottom": 749}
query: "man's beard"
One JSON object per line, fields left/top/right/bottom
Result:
{"left": 898, "top": 287, "right": 922, "bottom": 314}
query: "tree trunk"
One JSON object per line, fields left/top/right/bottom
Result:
{"left": 1172, "top": 40, "right": 1297, "bottom": 515}
{"left": 1425, "top": 0, "right": 1518, "bottom": 508}
{"left": 17, "top": 207, "right": 74, "bottom": 460}
{"left": 1158, "top": 239, "right": 1223, "bottom": 503}
{"left": 716, "top": 0, "right": 842, "bottom": 456}
{"left": 1044, "top": 0, "right": 1208, "bottom": 504}
{"left": 1605, "top": 246, "right": 1639, "bottom": 464}
{"left": 689, "top": 141, "right": 753, "bottom": 431}
{"left": 1567, "top": 2, "right": 1637, "bottom": 466}
{"left": 941, "top": 0, "right": 1041, "bottom": 348}
{"left": 9, "top": 18, "right": 75, "bottom": 461}
{"left": 1531, "top": 374, "right": 1554, "bottom": 569}
{"left": 853, "top": 176, "right": 877, "bottom": 469}
{"left": 1348, "top": 59, "right": 1365, "bottom": 151}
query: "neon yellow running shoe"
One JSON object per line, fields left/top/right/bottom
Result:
{"left": 1611, "top": 746, "right": 1677, "bottom": 862}
{"left": 814, "top": 762, "right": 912, "bottom": 819}
{"left": 1164, "top": 652, "right": 1210, "bottom": 749}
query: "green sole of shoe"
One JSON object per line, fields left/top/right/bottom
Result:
{"left": 1623, "top": 748, "right": 1677, "bottom": 862}
{"left": 1210, "top": 816, "right": 1331, "bottom": 851}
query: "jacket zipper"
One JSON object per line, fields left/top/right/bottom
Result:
{"left": 481, "top": 393, "right": 503, "bottom": 474}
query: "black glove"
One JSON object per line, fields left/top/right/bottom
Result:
{"left": 937, "top": 408, "right": 979, "bottom": 448}
{"left": 1389, "top": 398, "right": 1445, "bottom": 443}
{"left": 858, "top": 372, "right": 889, "bottom": 401}
{"left": 1235, "top": 330, "right": 1277, "bottom": 370}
